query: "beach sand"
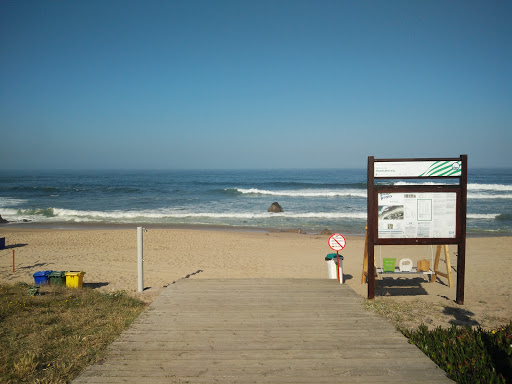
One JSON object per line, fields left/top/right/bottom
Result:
{"left": 0, "top": 227, "right": 510, "bottom": 330}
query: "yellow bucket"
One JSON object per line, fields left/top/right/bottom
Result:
{"left": 65, "top": 271, "right": 85, "bottom": 289}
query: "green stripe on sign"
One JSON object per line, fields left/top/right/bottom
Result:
{"left": 428, "top": 162, "right": 452, "bottom": 176}
{"left": 431, "top": 164, "right": 456, "bottom": 176}
{"left": 419, "top": 161, "right": 447, "bottom": 177}
{"left": 419, "top": 161, "right": 461, "bottom": 177}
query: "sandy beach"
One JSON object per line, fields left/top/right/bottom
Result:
{"left": 0, "top": 227, "right": 510, "bottom": 330}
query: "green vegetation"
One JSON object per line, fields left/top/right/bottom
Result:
{"left": 0, "top": 282, "right": 146, "bottom": 384}
{"left": 364, "top": 298, "right": 511, "bottom": 383}
{"left": 3, "top": 281, "right": 510, "bottom": 383}
{"left": 403, "top": 323, "right": 512, "bottom": 384}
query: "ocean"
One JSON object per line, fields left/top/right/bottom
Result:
{"left": 0, "top": 169, "right": 511, "bottom": 236}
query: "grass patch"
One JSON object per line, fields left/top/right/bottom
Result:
{"left": 0, "top": 282, "right": 147, "bottom": 384}
{"left": 363, "top": 297, "right": 444, "bottom": 330}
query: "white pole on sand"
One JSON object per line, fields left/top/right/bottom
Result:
{"left": 137, "top": 227, "right": 144, "bottom": 293}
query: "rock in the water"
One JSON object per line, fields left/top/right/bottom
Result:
{"left": 0, "top": 215, "right": 8, "bottom": 224}
{"left": 321, "top": 229, "right": 331, "bottom": 235}
{"left": 267, "top": 202, "right": 283, "bottom": 213}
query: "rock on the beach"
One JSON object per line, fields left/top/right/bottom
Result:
{"left": 283, "top": 228, "right": 302, "bottom": 233}
{"left": 321, "top": 229, "right": 331, "bottom": 235}
{"left": 0, "top": 215, "right": 8, "bottom": 224}
{"left": 267, "top": 202, "right": 283, "bottom": 213}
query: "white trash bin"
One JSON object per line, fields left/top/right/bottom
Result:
{"left": 326, "top": 253, "right": 344, "bottom": 282}
{"left": 325, "top": 253, "right": 337, "bottom": 279}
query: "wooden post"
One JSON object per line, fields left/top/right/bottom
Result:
{"left": 362, "top": 225, "right": 378, "bottom": 284}
{"left": 367, "top": 157, "right": 375, "bottom": 299}
{"left": 432, "top": 245, "right": 453, "bottom": 287}
{"left": 137, "top": 227, "right": 144, "bottom": 293}
{"left": 361, "top": 225, "right": 368, "bottom": 283}
{"left": 456, "top": 155, "right": 468, "bottom": 304}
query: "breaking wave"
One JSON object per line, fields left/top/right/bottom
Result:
{"left": 1, "top": 207, "right": 368, "bottom": 223}
{"left": 228, "top": 188, "right": 367, "bottom": 198}
{"left": 0, "top": 198, "right": 27, "bottom": 207}
{"left": 1, "top": 207, "right": 505, "bottom": 224}
{"left": 468, "top": 183, "right": 512, "bottom": 191}
{"left": 467, "top": 193, "right": 512, "bottom": 199}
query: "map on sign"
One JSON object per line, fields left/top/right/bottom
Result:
{"left": 328, "top": 233, "right": 346, "bottom": 251}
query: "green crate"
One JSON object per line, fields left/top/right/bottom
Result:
{"left": 383, "top": 258, "right": 396, "bottom": 273}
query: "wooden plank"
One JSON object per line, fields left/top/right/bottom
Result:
{"left": 77, "top": 361, "right": 443, "bottom": 377}
{"left": 73, "top": 375, "right": 444, "bottom": 384}
{"left": 104, "top": 348, "right": 432, "bottom": 360}
{"left": 73, "top": 279, "right": 453, "bottom": 384}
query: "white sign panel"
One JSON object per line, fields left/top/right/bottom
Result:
{"left": 328, "top": 233, "right": 346, "bottom": 251}
{"left": 374, "top": 161, "right": 461, "bottom": 178}
{"left": 378, "top": 192, "right": 457, "bottom": 238}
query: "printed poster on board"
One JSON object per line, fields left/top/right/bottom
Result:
{"left": 378, "top": 192, "right": 457, "bottom": 238}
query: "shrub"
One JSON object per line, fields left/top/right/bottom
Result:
{"left": 403, "top": 322, "right": 512, "bottom": 383}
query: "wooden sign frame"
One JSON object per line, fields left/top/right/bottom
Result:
{"left": 367, "top": 155, "right": 467, "bottom": 304}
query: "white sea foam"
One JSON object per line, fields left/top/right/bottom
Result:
{"left": 234, "top": 188, "right": 367, "bottom": 198}
{"left": 9, "top": 207, "right": 367, "bottom": 222}
{"left": 0, "top": 198, "right": 27, "bottom": 207}
{"left": 47, "top": 209, "right": 500, "bottom": 222}
{"left": 0, "top": 208, "right": 19, "bottom": 215}
{"left": 467, "top": 193, "right": 512, "bottom": 199}
{"left": 4, "top": 206, "right": 503, "bottom": 221}
{"left": 2, "top": 206, "right": 502, "bottom": 224}
{"left": 468, "top": 183, "right": 512, "bottom": 191}
{"left": 467, "top": 213, "right": 500, "bottom": 219}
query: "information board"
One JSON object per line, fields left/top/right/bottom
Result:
{"left": 377, "top": 192, "right": 457, "bottom": 239}
{"left": 366, "top": 155, "right": 467, "bottom": 304}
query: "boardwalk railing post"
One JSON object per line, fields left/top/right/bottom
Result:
{"left": 137, "top": 227, "right": 144, "bottom": 293}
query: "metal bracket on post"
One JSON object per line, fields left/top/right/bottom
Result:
{"left": 137, "top": 227, "right": 147, "bottom": 293}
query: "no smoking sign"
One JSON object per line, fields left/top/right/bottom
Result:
{"left": 328, "top": 233, "right": 346, "bottom": 251}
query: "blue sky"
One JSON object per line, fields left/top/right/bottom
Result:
{"left": 1, "top": 0, "right": 510, "bottom": 169}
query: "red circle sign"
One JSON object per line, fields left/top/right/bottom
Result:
{"left": 328, "top": 233, "right": 346, "bottom": 251}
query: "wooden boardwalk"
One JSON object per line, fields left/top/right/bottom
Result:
{"left": 73, "top": 279, "right": 452, "bottom": 383}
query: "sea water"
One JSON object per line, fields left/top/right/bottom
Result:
{"left": 0, "top": 168, "right": 511, "bottom": 236}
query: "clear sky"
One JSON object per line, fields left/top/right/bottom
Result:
{"left": 1, "top": 0, "right": 510, "bottom": 170}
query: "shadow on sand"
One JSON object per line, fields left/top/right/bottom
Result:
{"left": 375, "top": 277, "right": 429, "bottom": 297}
{"left": 83, "top": 282, "right": 110, "bottom": 289}
{"left": 3, "top": 243, "right": 28, "bottom": 249}
{"left": 20, "top": 262, "right": 50, "bottom": 269}
{"left": 443, "top": 306, "right": 480, "bottom": 327}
